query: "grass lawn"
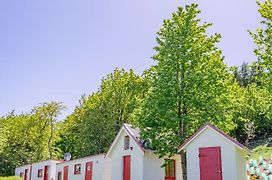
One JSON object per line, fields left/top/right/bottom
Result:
{"left": 247, "top": 145, "right": 272, "bottom": 160}
{"left": 0, "top": 177, "right": 22, "bottom": 180}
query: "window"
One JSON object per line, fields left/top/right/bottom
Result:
{"left": 165, "top": 159, "right": 175, "bottom": 179}
{"left": 57, "top": 172, "right": 62, "bottom": 180}
{"left": 38, "top": 169, "right": 43, "bottom": 177}
{"left": 74, "top": 164, "right": 81, "bottom": 174}
{"left": 124, "top": 135, "right": 130, "bottom": 150}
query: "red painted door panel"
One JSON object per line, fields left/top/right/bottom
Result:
{"left": 63, "top": 166, "right": 69, "bottom": 180}
{"left": 199, "top": 147, "right": 223, "bottom": 180}
{"left": 123, "top": 155, "right": 131, "bottom": 180}
{"left": 44, "top": 166, "right": 49, "bottom": 180}
{"left": 24, "top": 169, "right": 28, "bottom": 180}
{"left": 85, "top": 162, "right": 93, "bottom": 180}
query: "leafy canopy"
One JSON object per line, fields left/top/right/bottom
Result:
{"left": 0, "top": 102, "right": 64, "bottom": 176}
{"left": 249, "top": 0, "right": 272, "bottom": 88}
{"left": 135, "top": 3, "right": 238, "bottom": 157}
{"left": 58, "top": 69, "right": 148, "bottom": 158}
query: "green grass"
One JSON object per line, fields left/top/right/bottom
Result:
{"left": 0, "top": 177, "right": 22, "bottom": 180}
{"left": 248, "top": 145, "right": 272, "bottom": 160}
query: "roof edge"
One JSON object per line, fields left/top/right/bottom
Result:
{"left": 57, "top": 153, "right": 106, "bottom": 164}
{"left": 105, "top": 124, "right": 145, "bottom": 158}
{"left": 178, "top": 122, "right": 248, "bottom": 152}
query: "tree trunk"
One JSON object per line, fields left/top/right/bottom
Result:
{"left": 176, "top": 62, "right": 187, "bottom": 179}
{"left": 48, "top": 121, "right": 53, "bottom": 159}
{"left": 180, "top": 150, "right": 187, "bottom": 180}
{"left": 245, "top": 139, "right": 249, "bottom": 147}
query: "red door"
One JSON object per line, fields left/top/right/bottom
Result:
{"left": 85, "top": 162, "right": 93, "bottom": 180}
{"left": 199, "top": 147, "right": 223, "bottom": 180}
{"left": 123, "top": 155, "right": 131, "bottom": 180}
{"left": 63, "top": 166, "right": 69, "bottom": 180}
{"left": 24, "top": 169, "right": 28, "bottom": 180}
{"left": 44, "top": 166, "right": 49, "bottom": 180}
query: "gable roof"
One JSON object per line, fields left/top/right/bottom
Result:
{"left": 105, "top": 124, "right": 145, "bottom": 158}
{"left": 178, "top": 122, "right": 248, "bottom": 152}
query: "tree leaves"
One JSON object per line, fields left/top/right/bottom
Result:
{"left": 0, "top": 102, "right": 64, "bottom": 176}
{"left": 57, "top": 69, "right": 148, "bottom": 158}
{"left": 135, "top": 3, "right": 238, "bottom": 158}
{"left": 249, "top": 0, "right": 272, "bottom": 88}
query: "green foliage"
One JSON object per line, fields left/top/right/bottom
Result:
{"left": 232, "top": 84, "right": 272, "bottom": 143}
{"left": 231, "top": 62, "right": 265, "bottom": 87}
{"left": 249, "top": 0, "right": 272, "bottom": 88}
{"left": 0, "top": 177, "right": 22, "bottom": 180}
{"left": 231, "top": 62, "right": 272, "bottom": 144}
{"left": 135, "top": 3, "right": 238, "bottom": 157}
{"left": 0, "top": 102, "right": 64, "bottom": 176}
{"left": 57, "top": 69, "right": 148, "bottom": 158}
{"left": 232, "top": 0, "right": 272, "bottom": 144}
{"left": 249, "top": 145, "right": 272, "bottom": 160}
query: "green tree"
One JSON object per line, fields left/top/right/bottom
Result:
{"left": 235, "top": 0, "right": 272, "bottom": 145}
{"left": 135, "top": 4, "right": 238, "bottom": 179}
{"left": 230, "top": 61, "right": 271, "bottom": 144}
{"left": 232, "top": 85, "right": 272, "bottom": 145}
{"left": 231, "top": 61, "right": 265, "bottom": 87}
{"left": 0, "top": 102, "right": 64, "bottom": 176}
{"left": 58, "top": 69, "right": 148, "bottom": 158}
{"left": 31, "top": 102, "right": 65, "bottom": 159}
{"left": 249, "top": 0, "right": 272, "bottom": 88}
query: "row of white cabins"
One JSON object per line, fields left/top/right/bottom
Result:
{"left": 16, "top": 123, "right": 249, "bottom": 180}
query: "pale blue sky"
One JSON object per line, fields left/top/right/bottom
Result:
{"left": 0, "top": 0, "right": 261, "bottom": 118}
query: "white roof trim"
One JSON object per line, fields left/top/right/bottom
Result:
{"left": 105, "top": 124, "right": 144, "bottom": 158}
{"left": 178, "top": 124, "right": 248, "bottom": 152}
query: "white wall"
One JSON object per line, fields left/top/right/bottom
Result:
{"left": 15, "top": 160, "right": 59, "bottom": 180}
{"left": 173, "top": 154, "right": 183, "bottom": 180}
{"left": 55, "top": 154, "right": 109, "bottom": 180}
{"left": 31, "top": 160, "right": 59, "bottom": 180}
{"left": 143, "top": 152, "right": 183, "bottom": 180}
{"left": 236, "top": 148, "right": 247, "bottom": 180}
{"left": 15, "top": 164, "right": 31, "bottom": 179}
{"left": 109, "top": 130, "right": 144, "bottom": 180}
{"left": 102, "top": 158, "right": 112, "bottom": 180}
{"left": 186, "top": 128, "right": 238, "bottom": 180}
{"left": 143, "top": 152, "right": 163, "bottom": 180}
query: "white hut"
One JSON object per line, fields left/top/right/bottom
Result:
{"left": 178, "top": 123, "right": 248, "bottom": 180}
{"left": 55, "top": 154, "right": 111, "bottom": 180}
{"left": 106, "top": 124, "right": 183, "bottom": 180}
{"left": 15, "top": 160, "right": 61, "bottom": 180}
{"left": 15, "top": 164, "right": 31, "bottom": 180}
